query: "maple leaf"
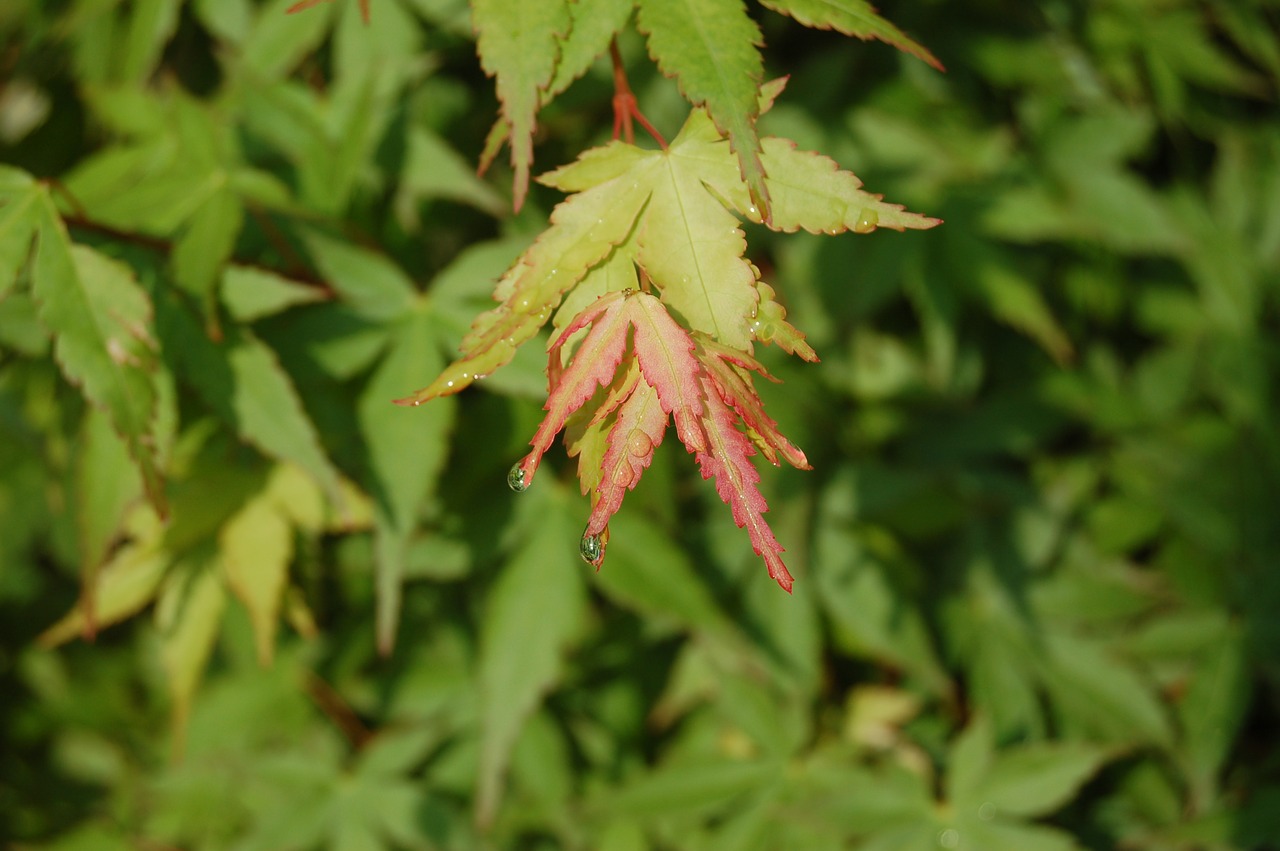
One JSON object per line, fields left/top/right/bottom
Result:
{"left": 756, "top": 0, "right": 945, "bottom": 72}
{"left": 504, "top": 289, "right": 799, "bottom": 589}
{"left": 752, "top": 280, "right": 818, "bottom": 361}
{"left": 694, "top": 372, "right": 794, "bottom": 591}
{"left": 402, "top": 86, "right": 941, "bottom": 590}
{"left": 470, "top": 0, "right": 572, "bottom": 212}
{"left": 637, "top": 0, "right": 771, "bottom": 220}
{"left": 695, "top": 335, "right": 810, "bottom": 470}
{"left": 584, "top": 373, "right": 668, "bottom": 537}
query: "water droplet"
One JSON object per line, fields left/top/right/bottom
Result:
{"left": 519, "top": 298, "right": 530, "bottom": 309}
{"left": 750, "top": 319, "right": 765, "bottom": 336}
{"left": 747, "top": 204, "right": 759, "bottom": 218}
{"left": 627, "top": 430, "right": 653, "bottom": 457}
{"left": 937, "top": 829, "right": 960, "bottom": 849}
{"left": 853, "top": 208, "right": 879, "bottom": 233}
{"left": 611, "top": 463, "right": 634, "bottom": 486}
{"left": 507, "top": 464, "right": 528, "bottom": 492}
{"left": 580, "top": 532, "right": 604, "bottom": 564}
{"left": 978, "top": 802, "right": 996, "bottom": 821}
{"left": 445, "top": 380, "right": 454, "bottom": 388}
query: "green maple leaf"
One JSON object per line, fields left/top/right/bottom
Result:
{"left": 637, "top": 0, "right": 771, "bottom": 219}
{"left": 399, "top": 85, "right": 937, "bottom": 407}
{"left": 400, "top": 85, "right": 939, "bottom": 588}
{"left": 756, "top": 0, "right": 945, "bottom": 71}
{"left": 471, "top": 0, "right": 573, "bottom": 211}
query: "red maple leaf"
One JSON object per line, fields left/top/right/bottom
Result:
{"left": 513, "top": 289, "right": 800, "bottom": 591}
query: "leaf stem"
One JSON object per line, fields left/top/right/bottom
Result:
{"left": 610, "top": 39, "right": 666, "bottom": 150}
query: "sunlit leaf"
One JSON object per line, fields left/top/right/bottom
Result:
{"left": 637, "top": 0, "right": 770, "bottom": 218}
{"left": 471, "top": 0, "right": 571, "bottom": 210}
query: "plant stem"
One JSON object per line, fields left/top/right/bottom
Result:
{"left": 610, "top": 39, "right": 667, "bottom": 149}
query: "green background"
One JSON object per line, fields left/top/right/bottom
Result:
{"left": 1, "top": 0, "right": 1278, "bottom": 848}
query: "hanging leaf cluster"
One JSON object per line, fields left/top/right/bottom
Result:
{"left": 400, "top": 80, "right": 940, "bottom": 588}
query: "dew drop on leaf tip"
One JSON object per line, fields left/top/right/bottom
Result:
{"left": 579, "top": 532, "right": 603, "bottom": 565}
{"left": 507, "top": 464, "right": 528, "bottom": 492}
{"left": 853, "top": 208, "right": 879, "bottom": 233}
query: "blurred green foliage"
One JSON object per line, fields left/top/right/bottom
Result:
{"left": 2, "top": 0, "right": 1279, "bottom": 849}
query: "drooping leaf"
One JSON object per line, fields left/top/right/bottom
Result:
{"left": 519, "top": 291, "right": 635, "bottom": 487}
{"left": 694, "top": 372, "right": 793, "bottom": 591}
{"left": 585, "top": 373, "right": 668, "bottom": 537}
{"left": 471, "top": 0, "right": 572, "bottom": 211}
{"left": 756, "top": 0, "right": 944, "bottom": 71}
{"left": 696, "top": 335, "right": 809, "bottom": 468}
{"left": 626, "top": 290, "right": 708, "bottom": 451}
{"left": 637, "top": 0, "right": 771, "bottom": 219}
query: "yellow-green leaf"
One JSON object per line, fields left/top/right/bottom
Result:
{"left": 157, "top": 558, "right": 227, "bottom": 746}
{"left": 472, "top": 0, "right": 572, "bottom": 211}
{"left": 637, "top": 0, "right": 770, "bottom": 218}
{"left": 220, "top": 485, "right": 294, "bottom": 666}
